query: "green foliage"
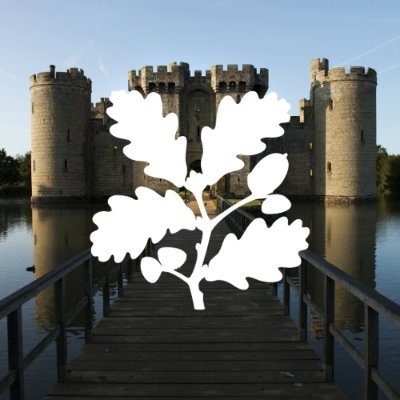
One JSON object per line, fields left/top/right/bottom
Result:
{"left": 15, "top": 152, "right": 31, "bottom": 188}
{"left": 0, "top": 149, "right": 31, "bottom": 196}
{"left": 376, "top": 145, "right": 400, "bottom": 194}
{"left": 0, "top": 148, "right": 20, "bottom": 185}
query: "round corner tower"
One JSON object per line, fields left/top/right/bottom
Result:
{"left": 30, "top": 65, "right": 92, "bottom": 202}
{"left": 311, "top": 58, "right": 377, "bottom": 200}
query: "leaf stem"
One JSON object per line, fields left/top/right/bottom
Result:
{"left": 210, "top": 194, "right": 256, "bottom": 229}
{"left": 185, "top": 191, "right": 258, "bottom": 310}
{"left": 194, "top": 190, "right": 210, "bottom": 221}
{"left": 162, "top": 268, "right": 190, "bottom": 284}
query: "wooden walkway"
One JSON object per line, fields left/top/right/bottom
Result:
{"left": 45, "top": 221, "right": 346, "bottom": 399}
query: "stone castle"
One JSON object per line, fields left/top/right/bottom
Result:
{"left": 29, "top": 58, "right": 377, "bottom": 202}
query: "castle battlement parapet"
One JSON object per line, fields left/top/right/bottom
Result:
{"left": 299, "top": 98, "right": 312, "bottom": 123}
{"left": 91, "top": 97, "right": 111, "bottom": 118}
{"left": 318, "top": 66, "right": 377, "bottom": 84}
{"left": 30, "top": 65, "right": 91, "bottom": 90}
{"left": 210, "top": 64, "right": 268, "bottom": 93}
{"left": 311, "top": 58, "right": 377, "bottom": 85}
{"left": 128, "top": 62, "right": 190, "bottom": 92}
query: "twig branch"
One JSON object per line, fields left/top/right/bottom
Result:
{"left": 210, "top": 194, "right": 257, "bottom": 229}
{"left": 163, "top": 268, "right": 190, "bottom": 284}
{"left": 194, "top": 190, "right": 210, "bottom": 222}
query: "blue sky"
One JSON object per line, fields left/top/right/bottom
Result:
{"left": 1, "top": 0, "right": 400, "bottom": 156}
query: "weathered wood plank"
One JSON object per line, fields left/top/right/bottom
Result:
{"left": 76, "top": 350, "right": 319, "bottom": 362}
{"left": 67, "top": 369, "right": 326, "bottom": 383}
{"left": 70, "top": 341, "right": 314, "bottom": 352}
{"left": 68, "top": 359, "right": 324, "bottom": 371}
{"left": 94, "top": 315, "right": 301, "bottom": 329}
{"left": 44, "top": 396, "right": 342, "bottom": 400}
{"left": 48, "top": 382, "right": 346, "bottom": 398}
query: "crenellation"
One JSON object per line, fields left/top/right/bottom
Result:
{"left": 311, "top": 58, "right": 329, "bottom": 82}
{"left": 314, "top": 65, "right": 378, "bottom": 84}
{"left": 227, "top": 64, "right": 239, "bottom": 73}
{"left": 299, "top": 98, "right": 312, "bottom": 123}
{"left": 30, "top": 58, "right": 377, "bottom": 202}
{"left": 157, "top": 65, "right": 168, "bottom": 74}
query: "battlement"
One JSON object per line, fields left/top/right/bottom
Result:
{"left": 91, "top": 97, "right": 111, "bottom": 116}
{"left": 128, "top": 62, "right": 190, "bottom": 91}
{"left": 321, "top": 66, "right": 377, "bottom": 83}
{"left": 311, "top": 58, "right": 329, "bottom": 79}
{"left": 311, "top": 59, "right": 377, "bottom": 85}
{"left": 211, "top": 64, "right": 268, "bottom": 85}
{"left": 282, "top": 116, "right": 303, "bottom": 128}
{"left": 191, "top": 69, "right": 212, "bottom": 78}
{"left": 30, "top": 65, "right": 91, "bottom": 89}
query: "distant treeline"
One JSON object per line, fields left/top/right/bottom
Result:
{"left": 0, "top": 146, "right": 399, "bottom": 196}
{"left": 0, "top": 148, "right": 31, "bottom": 196}
{"left": 377, "top": 145, "right": 400, "bottom": 195}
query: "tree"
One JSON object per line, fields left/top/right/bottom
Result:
{"left": 387, "top": 155, "right": 400, "bottom": 193}
{"left": 377, "top": 145, "right": 390, "bottom": 192}
{"left": 0, "top": 148, "right": 20, "bottom": 185}
{"left": 15, "top": 152, "right": 31, "bottom": 188}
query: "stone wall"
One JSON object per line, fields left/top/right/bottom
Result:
{"left": 30, "top": 60, "right": 377, "bottom": 202}
{"left": 30, "top": 66, "right": 91, "bottom": 202}
{"left": 312, "top": 60, "right": 377, "bottom": 199}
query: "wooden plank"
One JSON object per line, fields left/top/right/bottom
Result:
{"left": 68, "top": 359, "right": 324, "bottom": 371}
{"left": 48, "top": 382, "right": 346, "bottom": 398}
{"left": 45, "top": 396, "right": 342, "bottom": 400}
{"left": 67, "top": 369, "right": 326, "bottom": 383}
{"left": 70, "top": 341, "right": 313, "bottom": 352}
{"left": 75, "top": 349, "right": 319, "bottom": 362}
{"left": 94, "top": 315, "right": 302, "bottom": 329}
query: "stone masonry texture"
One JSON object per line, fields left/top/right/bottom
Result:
{"left": 29, "top": 59, "right": 377, "bottom": 202}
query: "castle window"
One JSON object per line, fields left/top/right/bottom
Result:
{"left": 239, "top": 81, "right": 246, "bottom": 93}
{"left": 168, "top": 83, "right": 175, "bottom": 94}
{"left": 31, "top": 103, "right": 34, "bottom": 114}
{"left": 361, "top": 129, "right": 365, "bottom": 142}
{"left": 327, "top": 162, "right": 332, "bottom": 173}
{"left": 149, "top": 82, "right": 156, "bottom": 93}
{"left": 309, "top": 142, "right": 313, "bottom": 151}
{"left": 219, "top": 82, "right": 226, "bottom": 93}
{"left": 122, "top": 164, "right": 126, "bottom": 175}
{"left": 197, "top": 126, "right": 201, "bottom": 137}
{"left": 159, "top": 83, "right": 166, "bottom": 94}
{"left": 67, "top": 129, "right": 70, "bottom": 142}
{"left": 310, "top": 169, "right": 313, "bottom": 177}
{"left": 236, "top": 94, "right": 241, "bottom": 104}
{"left": 229, "top": 81, "right": 236, "bottom": 92}
{"left": 33, "top": 160, "right": 35, "bottom": 172}
{"left": 328, "top": 99, "right": 333, "bottom": 110}
{"left": 64, "top": 159, "right": 68, "bottom": 172}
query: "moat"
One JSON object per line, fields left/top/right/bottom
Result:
{"left": 0, "top": 197, "right": 399, "bottom": 400}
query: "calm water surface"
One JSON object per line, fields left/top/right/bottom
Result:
{"left": 0, "top": 197, "right": 399, "bottom": 399}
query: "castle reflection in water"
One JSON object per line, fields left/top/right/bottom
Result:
{"left": 31, "top": 201, "right": 378, "bottom": 335}
{"left": 32, "top": 205, "right": 102, "bottom": 330}
{"left": 287, "top": 202, "right": 376, "bottom": 336}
